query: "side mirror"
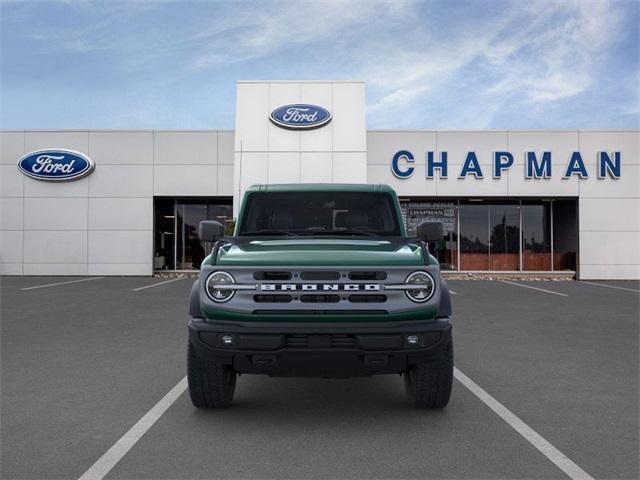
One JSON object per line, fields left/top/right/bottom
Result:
{"left": 417, "top": 222, "right": 443, "bottom": 242}
{"left": 199, "top": 220, "right": 225, "bottom": 243}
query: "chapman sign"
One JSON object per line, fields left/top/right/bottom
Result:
{"left": 391, "top": 150, "right": 622, "bottom": 179}
{"left": 270, "top": 104, "right": 331, "bottom": 130}
{"left": 17, "top": 149, "right": 95, "bottom": 182}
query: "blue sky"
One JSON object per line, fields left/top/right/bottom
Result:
{"left": 1, "top": 0, "right": 638, "bottom": 129}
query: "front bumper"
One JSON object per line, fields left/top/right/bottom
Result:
{"left": 189, "top": 317, "right": 452, "bottom": 378}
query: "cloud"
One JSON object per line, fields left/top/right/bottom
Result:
{"left": 1, "top": 0, "right": 636, "bottom": 129}
{"left": 189, "top": 1, "right": 415, "bottom": 71}
{"left": 363, "top": 0, "right": 629, "bottom": 126}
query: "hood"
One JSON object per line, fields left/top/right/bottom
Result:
{"left": 214, "top": 238, "right": 425, "bottom": 267}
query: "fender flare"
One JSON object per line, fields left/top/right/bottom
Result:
{"left": 189, "top": 280, "right": 203, "bottom": 318}
{"left": 437, "top": 278, "right": 452, "bottom": 318}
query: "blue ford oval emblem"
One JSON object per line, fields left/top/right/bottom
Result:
{"left": 270, "top": 104, "right": 331, "bottom": 130}
{"left": 17, "top": 149, "right": 95, "bottom": 182}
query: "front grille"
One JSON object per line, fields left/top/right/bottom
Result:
{"left": 285, "top": 334, "right": 356, "bottom": 348}
{"left": 348, "top": 294, "right": 387, "bottom": 303}
{"left": 232, "top": 268, "right": 416, "bottom": 312}
{"left": 300, "top": 271, "right": 341, "bottom": 280}
{"left": 254, "top": 294, "right": 292, "bottom": 303}
{"left": 253, "top": 271, "right": 292, "bottom": 281}
{"left": 300, "top": 294, "right": 341, "bottom": 303}
{"left": 348, "top": 271, "right": 387, "bottom": 280}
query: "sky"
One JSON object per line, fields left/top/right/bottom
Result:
{"left": 1, "top": 0, "right": 638, "bottom": 129}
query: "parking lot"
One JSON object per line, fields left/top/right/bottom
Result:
{"left": 1, "top": 276, "right": 638, "bottom": 480}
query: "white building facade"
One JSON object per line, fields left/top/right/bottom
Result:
{"left": 1, "top": 80, "right": 638, "bottom": 279}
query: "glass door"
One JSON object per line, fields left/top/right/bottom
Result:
{"left": 154, "top": 197, "right": 233, "bottom": 271}
{"left": 154, "top": 199, "right": 176, "bottom": 270}
{"left": 176, "top": 203, "right": 208, "bottom": 270}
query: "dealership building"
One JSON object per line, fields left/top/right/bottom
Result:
{"left": 1, "top": 80, "right": 638, "bottom": 279}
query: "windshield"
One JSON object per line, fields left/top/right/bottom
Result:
{"left": 238, "top": 191, "right": 402, "bottom": 237}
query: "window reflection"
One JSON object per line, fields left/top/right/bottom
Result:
{"left": 401, "top": 202, "right": 458, "bottom": 270}
{"left": 489, "top": 204, "right": 520, "bottom": 270}
{"left": 522, "top": 202, "right": 552, "bottom": 271}
{"left": 460, "top": 203, "right": 489, "bottom": 270}
{"left": 404, "top": 198, "right": 575, "bottom": 273}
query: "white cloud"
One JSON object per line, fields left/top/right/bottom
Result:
{"left": 363, "top": 0, "right": 627, "bottom": 126}
{"left": 189, "top": 1, "right": 415, "bottom": 71}
{"left": 3, "top": 0, "right": 635, "bottom": 128}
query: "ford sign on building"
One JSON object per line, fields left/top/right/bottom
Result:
{"left": 17, "top": 149, "right": 95, "bottom": 181}
{"left": 1, "top": 80, "right": 638, "bottom": 279}
{"left": 270, "top": 104, "right": 332, "bottom": 129}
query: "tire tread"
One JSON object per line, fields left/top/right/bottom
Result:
{"left": 187, "top": 342, "right": 236, "bottom": 408}
{"left": 404, "top": 340, "right": 453, "bottom": 409}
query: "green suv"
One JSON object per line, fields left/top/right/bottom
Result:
{"left": 187, "top": 184, "right": 453, "bottom": 408}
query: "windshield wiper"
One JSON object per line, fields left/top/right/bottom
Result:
{"left": 239, "top": 230, "right": 299, "bottom": 237}
{"left": 311, "top": 229, "right": 380, "bottom": 238}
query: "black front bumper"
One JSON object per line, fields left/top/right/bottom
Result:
{"left": 189, "top": 317, "right": 452, "bottom": 378}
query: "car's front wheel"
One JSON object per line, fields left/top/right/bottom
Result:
{"left": 187, "top": 342, "right": 236, "bottom": 408}
{"left": 404, "top": 339, "right": 453, "bottom": 408}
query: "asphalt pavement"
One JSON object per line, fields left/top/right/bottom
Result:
{"left": 1, "top": 276, "right": 638, "bottom": 479}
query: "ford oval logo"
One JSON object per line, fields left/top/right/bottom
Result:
{"left": 17, "top": 149, "right": 95, "bottom": 182}
{"left": 270, "top": 104, "right": 331, "bottom": 130}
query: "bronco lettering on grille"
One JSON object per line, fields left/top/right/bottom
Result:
{"left": 260, "top": 284, "right": 380, "bottom": 292}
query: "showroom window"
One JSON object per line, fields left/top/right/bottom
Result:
{"left": 489, "top": 202, "right": 520, "bottom": 271}
{"left": 402, "top": 198, "right": 577, "bottom": 272}
{"left": 402, "top": 202, "right": 458, "bottom": 270}
{"left": 154, "top": 198, "right": 233, "bottom": 270}
{"left": 522, "top": 201, "right": 552, "bottom": 271}
{"left": 459, "top": 202, "right": 490, "bottom": 270}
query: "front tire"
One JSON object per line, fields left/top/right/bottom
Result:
{"left": 404, "top": 340, "right": 453, "bottom": 408}
{"left": 187, "top": 342, "right": 236, "bottom": 408}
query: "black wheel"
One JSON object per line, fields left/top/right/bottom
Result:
{"left": 404, "top": 340, "right": 453, "bottom": 409}
{"left": 187, "top": 342, "right": 236, "bottom": 408}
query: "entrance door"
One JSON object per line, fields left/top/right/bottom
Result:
{"left": 176, "top": 203, "right": 208, "bottom": 270}
{"left": 154, "top": 199, "right": 176, "bottom": 270}
{"left": 154, "top": 198, "right": 233, "bottom": 270}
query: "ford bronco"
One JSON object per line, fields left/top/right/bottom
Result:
{"left": 188, "top": 184, "right": 453, "bottom": 408}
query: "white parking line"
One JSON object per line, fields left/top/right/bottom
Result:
{"left": 21, "top": 277, "right": 104, "bottom": 291}
{"left": 499, "top": 280, "right": 568, "bottom": 297}
{"left": 580, "top": 281, "right": 640, "bottom": 293}
{"left": 133, "top": 278, "right": 185, "bottom": 291}
{"left": 454, "top": 368, "right": 594, "bottom": 480}
{"left": 449, "top": 289, "right": 457, "bottom": 295}
{"left": 79, "top": 368, "right": 596, "bottom": 480}
{"left": 77, "top": 377, "right": 187, "bottom": 480}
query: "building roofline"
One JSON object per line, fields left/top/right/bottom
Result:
{"left": 1, "top": 128, "right": 637, "bottom": 133}
{"left": 367, "top": 129, "right": 640, "bottom": 133}
{"left": 0, "top": 129, "right": 235, "bottom": 133}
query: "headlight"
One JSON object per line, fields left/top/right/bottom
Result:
{"left": 206, "top": 271, "right": 235, "bottom": 302}
{"left": 405, "top": 271, "right": 435, "bottom": 303}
